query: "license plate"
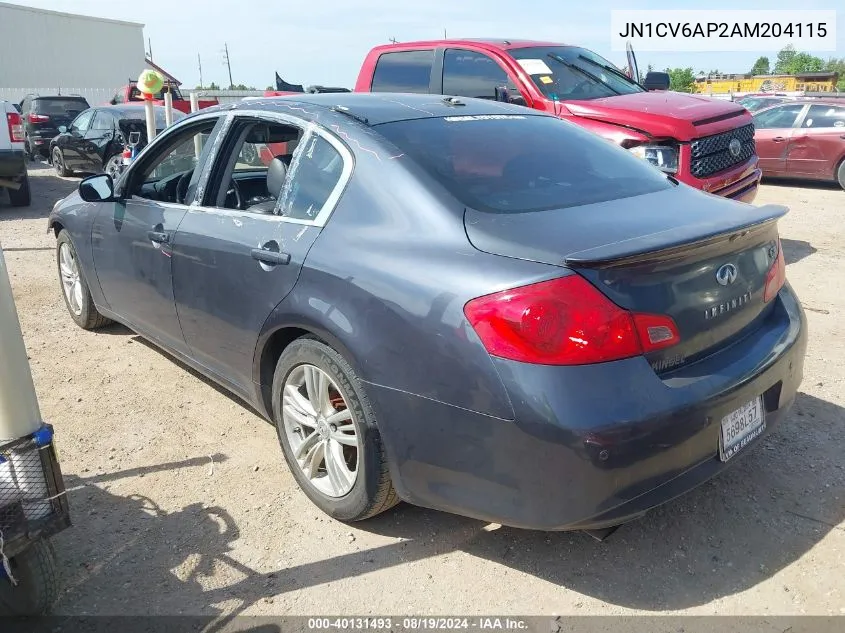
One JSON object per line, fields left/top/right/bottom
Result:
{"left": 719, "top": 396, "right": 765, "bottom": 462}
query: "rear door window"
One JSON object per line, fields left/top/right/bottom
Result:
{"left": 803, "top": 104, "right": 845, "bottom": 128}
{"left": 442, "top": 49, "right": 512, "bottom": 100}
{"left": 91, "top": 111, "right": 114, "bottom": 131}
{"left": 376, "top": 114, "right": 672, "bottom": 213}
{"left": 371, "top": 50, "right": 434, "bottom": 93}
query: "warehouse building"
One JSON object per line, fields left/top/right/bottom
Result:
{"left": 0, "top": 2, "right": 145, "bottom": 105}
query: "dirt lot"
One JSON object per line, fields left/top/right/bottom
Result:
{"left": 0, "top": 163, "right": 843, "bottom": 617}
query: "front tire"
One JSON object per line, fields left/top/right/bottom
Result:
{"left": 837, "top": 159, "right": 845, "bottom": 191}
{"left": 272, "top": 338, "right": 398, "bottom": 522}
{"left": 0, "top": 539, "right": 59, "bottom": 616}
{"left": 52, "top": 147, "right": 70, "bottom": 177}
{"left": 8, "top": 173, "right": 30, "bottom": 207}
{"left": 56, "top": 230, "right": 111, "bottom": 330}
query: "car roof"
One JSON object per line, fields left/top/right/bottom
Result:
{"left": 99, "top": 104, "right": 172, "bottom": 116}
{"left": 228, "top": 92, "right": 549, "bottom": 126}
{"left": 370, "top": 38, "right": 565, "bottom": 52}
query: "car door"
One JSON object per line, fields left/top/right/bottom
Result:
{"left": 171, "top": 113, "right": 352, "bottom": 394}
{"left": 83, "top": 110, "right": 116, "bottom": 173}
{"left": 751, "top": 103, "right": 806, "bottom": 176}
{"left": 785, "top": 103, "right": 845, "bottom": 179}
{"left": 61, "top": 109, "right": 94, "bottom": 169}
{"left": 90, "top": 115, "right": 226, "bottom": 354}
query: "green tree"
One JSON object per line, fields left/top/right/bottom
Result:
{"left": 786, "top": 52, "right": 824, "bottom": 74}
{"left": 774, "top": 45, "right": 797, "bottom": 73}
{"left": 750, "top": 56, "right": 770, "bottom": 75}
{"left": 664, "top": 67, "right": 696, "bottom": 93}
{"left": 824, "top": 57, "right": 845, "bottom": 90}
{"left": 207, "top": 81, "right": 220, "bottom": 90}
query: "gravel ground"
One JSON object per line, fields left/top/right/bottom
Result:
{"left": 0, "top": 163, "right": 843, "bottom": 617}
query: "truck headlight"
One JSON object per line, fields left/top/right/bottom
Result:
{"left": 629, "top": 144, "right": 678, "bottom": 174}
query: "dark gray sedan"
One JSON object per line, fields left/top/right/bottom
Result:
{"left": 48, "top": 94, "right": 807, "bottom": 533}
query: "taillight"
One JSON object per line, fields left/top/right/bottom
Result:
{"left": 6, "top": 112, "right": 24, "bottom": 142}
{"left": 28, "top": 113, "right": 50, "bottom": 123}
{"left": 463, "top": 275, "right": 680, "bottom": 366}
{"left": 763, "top": 239, "right": 786, "bottom": 303}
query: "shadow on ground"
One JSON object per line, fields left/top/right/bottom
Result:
{"left": 0, "top": 162, "right": 78, "bottom": 220}
{"left": 781, "top": 238, "right": 817, "bottom": 266}
{"left": 48, "top": 391, "right": 844, "bottom": 616}
{"left": 761, "top": 177, "right": 842, "bottom": 192}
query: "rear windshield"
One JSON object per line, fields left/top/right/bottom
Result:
{"left": 376, "top": 114, "right": 672, "bottom": 213}
{"left": 33, "top": 97, "right": 89, "bottom": 115}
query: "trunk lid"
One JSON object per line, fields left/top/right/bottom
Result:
{"left": 464, "top": 186, "right": 787, "bottom": 370}
{"left": 564, "top": 92, "right": 750, "bottom": 140}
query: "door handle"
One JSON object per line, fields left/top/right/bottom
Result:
{"left": 772, "top": 136, "right": 786, "bottom": 142}
{"left": 147, "top": 230, "right": 170, "bottom": 244}
{"left": 251, "top": 248, "right": 290, "bottom": 266}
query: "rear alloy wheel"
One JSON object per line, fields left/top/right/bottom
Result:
{"left": 103, "top": 154, "right": 123, "bottom": 181}
{"left": 52, "top": 147, "right": 70, "bottom": 177}
{"left": 837, "top": 159, "right": 845, "bottom": 191}
{"left": 7, "top": 173, "right": 30, "bottom": 207}
{"left": 272, "top": 338, "right": 398, "bottom": 521}
{"left": 56, "top": 230, "right": 111, "bottom": 330}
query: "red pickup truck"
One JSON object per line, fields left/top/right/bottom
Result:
{"left": 355, "top": 40, "right": 762, "bottom": 202}
{"left": 108, "top": 81, "right": 218, "bottom": 113}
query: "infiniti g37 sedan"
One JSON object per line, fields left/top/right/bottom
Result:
{"left": 48, "top": 94, "right": 807, "bottom": 533}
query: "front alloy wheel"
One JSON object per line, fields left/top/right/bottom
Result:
{"left": 59, "top": 241, "right": 83, "bottom": 316}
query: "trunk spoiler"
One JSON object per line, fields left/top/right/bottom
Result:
{"left": 564, "top": 204, "right": 788, "bottom": 268}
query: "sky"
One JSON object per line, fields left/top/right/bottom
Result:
{"left": 13, "top": 0, "right": 845, "bottom": 89}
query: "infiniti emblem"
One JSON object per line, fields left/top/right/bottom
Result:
{"left": 716, "top": 263, "right": 738, "bottom": 286}
{"left": 728, "top": 138, "right": 742, "bottom": 158}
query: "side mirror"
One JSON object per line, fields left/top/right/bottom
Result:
{"left": 58, "top": 125, "right": 67, "bottom": 133}
{"left": 643, "top": 71, "right": 671, "bottom": 91}
{"left": 495, "top": 85, "right": 527, "bottom": 107}
{"left": 109, "top": 97, "right": 118, "bottom": 105}
{"left": 79, "top": 174, "right": 115, "bottom": 202}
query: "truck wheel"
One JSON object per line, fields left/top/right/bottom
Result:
{"left": 0, "top": 539, "right": 59, "bottom": 616}
{"left": 837, "top": 159, "right": 845, "bottom": 191}
{"left": 7, "top": 173, "right": 31, "bottom": 207}
{"left": 56, "top": 229, "right": 112, "bottom": 330}
{"left": 52, "top": 147, "right": 71, "bottom": 177}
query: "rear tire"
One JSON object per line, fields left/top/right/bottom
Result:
{"left": 52, "top": 147, "right": 70, "bottom": 177}
{"left": 0, "top": 539, "right": 59, "bottom": 616}
{"left": 8, "top": 173, "right": 30, "bottom": 207}
{"left": 56, "top": 229, "right": 111, "bottom": 330}
{"left": 837, "top": 159, "right": 845, "bottom": 191}
{"left": 103, "top": 154, "right": 123, "bottom": 181}
{"left": 272, "top": 338, "right": 399, "bottom": 522}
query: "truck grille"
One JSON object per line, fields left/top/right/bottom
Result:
{"left": 689, "top": 124, "right": 756, "bottom": 179}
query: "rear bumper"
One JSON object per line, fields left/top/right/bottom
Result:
{"left": 0, "top": 149, "right": 26, "bottom": 188}
{"left": 372, "top": 284, "right": 806, "bottom": 530}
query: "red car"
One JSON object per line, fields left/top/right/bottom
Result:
{"left": 753, "top": 99, "right": 845, "bottom": 189}
{"left": 354, "top": 39, "right": 762, "bottom": 202}
{"left": 108, "top": 81, "right": 218, "bottom": 113}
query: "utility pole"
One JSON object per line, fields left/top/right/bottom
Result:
{"left": 389, "top": 37, "right": 398, "bottom": 44}
{"left": 223, "top": 42, "right": 234, "bottom": 89}
{"left": 198, "top": 53, "right": 203, "bottom": 88}
{"left": 444, "top": 28, "right": 447, "bottom": 38}
{"left": 147, "top": 37, "right": 152, "bottom": 61}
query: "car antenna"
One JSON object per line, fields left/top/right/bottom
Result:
{"left": 330, "top": 105, "right": 369, "bottom": 125}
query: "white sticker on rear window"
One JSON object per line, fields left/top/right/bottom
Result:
{"left": 444, "top": 115, "right": 527, "bottom": 122}
{"left": 517, "top": 59, "right": 553, "bottom": 75}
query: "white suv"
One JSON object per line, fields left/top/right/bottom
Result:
{"left": 0, "top": 100, "right": 30, "bottom": 207}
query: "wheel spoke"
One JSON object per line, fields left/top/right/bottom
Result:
{"left": 326, "top": 408, "right": 352, "bottom": 425}
{"left": 283, "top": 398, "right": 317, "bottom": 430}
{"left": 302, "top": 440, "right": 325, "bottom": 479}
{"left": 284, "top": 384, "right": 316, "bottom": 418}
{"left": 294, "top": 431, "right": 320, "bottom": 460}
{"left": 304, "top": 366, "right": 330, "bottom": 417}
{"left": 325, "top": 439, "right": 354, "bottom": 495}
{"left": 73, "top": 281, "right": 83, "bottom": 312}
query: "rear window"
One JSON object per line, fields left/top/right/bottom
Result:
{"left": 371, "top": 50, "right": 433, "bottom": 93}
{"left": 33, "top": 97, "right": 89, "bottom": 115}
{"left": 376, "top": 114, "right": 673, "bottom": 213}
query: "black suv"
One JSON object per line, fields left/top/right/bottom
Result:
{"left": 18, "top": 95, "right": 90, "bottom": 159}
